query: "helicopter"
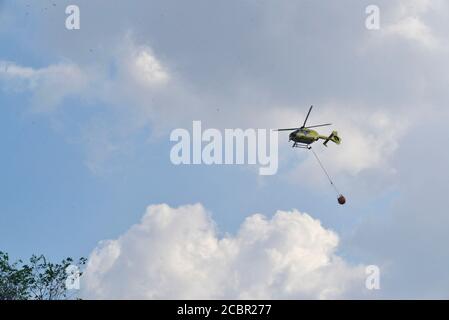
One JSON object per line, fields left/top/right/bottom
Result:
{"left": 275, "top": 105, "right": 346, "bottom": 205}
{"left": 275, "top": 105, "right": 341, "bottom": 149}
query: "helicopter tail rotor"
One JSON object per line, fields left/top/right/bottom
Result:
{"left": 323, "top": 131, "right": 341, "bottom": 146}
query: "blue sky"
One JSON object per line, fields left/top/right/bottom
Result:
{"left": 1, "top": 0, "right": 449, "bottom": 299}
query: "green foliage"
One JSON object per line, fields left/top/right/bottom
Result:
{"left": 0, "top": 251, "right": 86, "bottom": 300}
{"left": 0, "top": 252, "right": 31, "bottom": 300}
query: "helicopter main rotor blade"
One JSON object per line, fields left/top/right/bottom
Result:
{"left": 304, "top": 123, "right": 332, "bottom": 129}
{"left": 301, "top": 105, "right": 313, "bottom": 128}
{"left": 274, "top": 128, "right": 300, "bottom": 131}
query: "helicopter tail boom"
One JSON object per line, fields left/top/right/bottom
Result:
{"left": 323, "top": 131, "right": 341, "bottom": 146}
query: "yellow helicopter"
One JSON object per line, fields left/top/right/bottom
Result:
{"left": 275, "top": 105, "right": 341, "bottom": 149}
{"left": 276, "top": 105, "right": 346, "bottom": 205}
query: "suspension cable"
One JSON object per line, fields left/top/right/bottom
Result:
{"left": 310, "top": 147, "right": 340, "bottom": 195}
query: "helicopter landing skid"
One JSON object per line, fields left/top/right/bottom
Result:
{"left": 292, "top": 143, "right": 312, "bottom": 150}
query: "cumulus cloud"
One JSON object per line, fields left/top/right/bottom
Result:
{"left": 81, "top": 203, "right": 366, "bottom": 299}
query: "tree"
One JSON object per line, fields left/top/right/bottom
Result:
{"left": 0, "top": 252, "right": 31, "bottom": 300}
{"left": 0, "top": 251, "right": 86, "bottom": 300}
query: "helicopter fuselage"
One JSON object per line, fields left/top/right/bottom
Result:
{"left": 289, "top": 129, "right": 324, "bottom": 145}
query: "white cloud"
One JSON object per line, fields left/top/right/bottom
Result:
{"left": 127, "top": 47, "right": 170, "bottom": 87}
{"left": 0, "top": 36, "right": 171, "bottom": 111}
{"left": 382, "top": 0, "right": 445, "bottom": 50}
{"left": 385, "top": 16, "right": 438, "bottom": 49}
{"left": 0, "top": 61, "right": 89, "bottom": 112}
{"left": 81, "top": 203, "right": 366, "bottom": 299}
{"left": 308, "top": 108, "right": 408, "bottom": 176}
{"left": 0, "top": 37, "right": 177, "bottom": 172}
